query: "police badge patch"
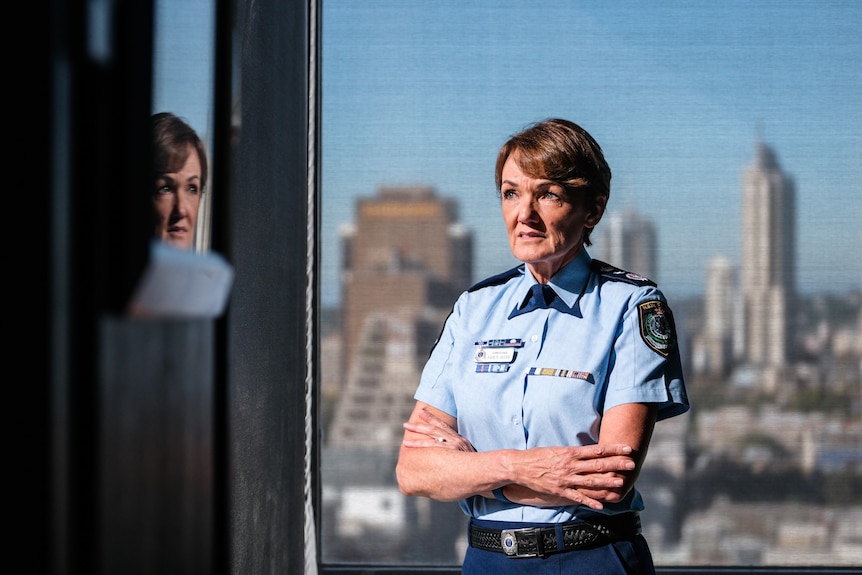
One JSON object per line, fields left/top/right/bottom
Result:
{"left": 638, "top": 300, "right": 677, "bottom": 357}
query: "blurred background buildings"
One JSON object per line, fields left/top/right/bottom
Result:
{"left": 320, "top": 141, "right": 861, "bottom": 566}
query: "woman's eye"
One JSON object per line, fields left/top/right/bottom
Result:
{"left": 502, "top": 189, "right": 516, "bottom": 200}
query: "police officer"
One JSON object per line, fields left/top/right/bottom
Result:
{"left": 396, "top": 118, "right": 689, "bottom": 575}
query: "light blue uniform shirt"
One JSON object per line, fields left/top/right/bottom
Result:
{"left": 414, "top": 249, "right": 690, "bottom": 523}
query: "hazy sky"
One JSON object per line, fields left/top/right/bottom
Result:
{"left": 154, "top": 1, "right": 862, "bottom": 307}
{"left": 153, "top": 0, "right": 215, "bottom": 144}
{"left": 322, "top": 0, "right": 861, "bottom": 306}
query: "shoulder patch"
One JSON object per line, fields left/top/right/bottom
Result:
{"left": 468, "top": 264, "right": 524, "bottom": 293}
{"left": 590, "top": 259, "right": 656, "bottom": 287}
{"left": 638, "top": 300, "right": 678, "bottom": 357}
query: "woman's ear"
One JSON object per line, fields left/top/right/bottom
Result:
{"left": 585, "top": 196, "right": 607, "bottom": 228}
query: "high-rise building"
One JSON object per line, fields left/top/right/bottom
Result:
{"left": 324, "top": 186, "right": 472, "bottom": 561}
{"left": 595, "top": 205, "right": 657, "bottom": 281}
{"left": 331, "top": 185, "right": 473, "bottom": 447}
{"left": 740, "top": 141, "right": 796, "bottom": 369}
{"left": 339, "top": 186, "right": 472, "bottom": 370}
{"left": 695, "top": 256, "right": 738, "bottom": 376}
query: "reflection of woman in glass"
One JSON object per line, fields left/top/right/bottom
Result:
{"left": 151, "top": 112, "right": 207, "bottom": 249}
{"left": 396, "top": 119, "right": 689, "bottom": 574}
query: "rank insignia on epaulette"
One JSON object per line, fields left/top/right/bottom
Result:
{"left": 638, "top": 300, "right": 677, "bottom": 357}
{"left": 591, "top": 259, "right": 656, "bottom": 287}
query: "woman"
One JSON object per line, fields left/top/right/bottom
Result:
{"left": 151, "top": 112, "right": 207, "bottom": 250}
{"left": 395, "top": 118, "right": 689, "bottom": 574}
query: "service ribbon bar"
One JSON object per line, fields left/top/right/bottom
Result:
{"left": 476, "top": 363, "right": 510, "bottom": 373}
{"left": 473, "top": 338, "right": 524, "bottom": 348}
{"left": 528, "top": 367, "right": 591, "bottom": 381}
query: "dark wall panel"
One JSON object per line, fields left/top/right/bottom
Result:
{"left": 227, "top": 0, "right": 310, "bottom": 573}
{"left": 99, "top": 319, "right": 215, "bottom": 574}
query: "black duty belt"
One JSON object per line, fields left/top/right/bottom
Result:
{"left": 469, "top": 512, "right": 640, "bottom": 559}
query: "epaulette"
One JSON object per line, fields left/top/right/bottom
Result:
{"left": 467, "top": 264, "right": 524, "bottom": 293}
{"left": 590, "top": 259, "right": 656, "bottom": 287}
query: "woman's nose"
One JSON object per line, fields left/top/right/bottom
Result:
{"left": 173, "top": 192, "right": 191, "bottom": 216}
{"left": 518, "top": 198, "right": 538, "bottom": 221}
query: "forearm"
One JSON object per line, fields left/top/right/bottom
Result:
{"left": 396, "top": 442, "right": 515, "bottom": 501}
{"left": 595, "top": 402, "right": 658, "bottom": 498}
{"left": 397, "top": 440, "right": 635, "bottom": 509}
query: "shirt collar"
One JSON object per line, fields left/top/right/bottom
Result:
{"left": 509, "top": 250, "right": 592, "bottom": 318}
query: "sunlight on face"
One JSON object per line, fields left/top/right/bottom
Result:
{"left": 500, "top": 154, "right": 602, "bottom": 283}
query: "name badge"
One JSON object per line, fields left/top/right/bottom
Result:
{"left": 475, "top": 347, "right": 515, "bottom": 363}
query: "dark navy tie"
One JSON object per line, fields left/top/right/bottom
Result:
{"left": 509, "top": 284, "right": 578, "bottom": 319}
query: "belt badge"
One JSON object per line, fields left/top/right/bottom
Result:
{"left": 500, "top": 529, "right": 518, "bottom": 556}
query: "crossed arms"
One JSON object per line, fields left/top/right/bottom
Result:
{"left": 395, "top": 401, "right": 657, "bottom": 510}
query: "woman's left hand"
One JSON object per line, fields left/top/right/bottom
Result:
{"left": 402, "top": 408, "right": 476, "bottom": 452}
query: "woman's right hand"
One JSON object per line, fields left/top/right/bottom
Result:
{"left": 402, "top": 408, "right": 476, "bottom": 452}
{"left": 500, "top": 444, "right": 636, "bottom": 509}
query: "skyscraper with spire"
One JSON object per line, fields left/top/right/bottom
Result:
{"left": 740, "top": 141, "right": 796, "bottom": 370}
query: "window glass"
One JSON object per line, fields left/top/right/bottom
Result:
{"left": 321, "top": 1, "right": 861, "bottom": 567}
{"left": 152, "top": 0, "right": 216, "bottom": 253}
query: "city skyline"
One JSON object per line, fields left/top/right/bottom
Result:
{"left": 321, "top": 1, "right": 861, "bottom": 307}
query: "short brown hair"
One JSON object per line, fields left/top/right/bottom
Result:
{"left": 151, "top": 112, "right": 208, "bottom": 192}
{"left": 495, "top": 118, "right": 611, "bottom": 246}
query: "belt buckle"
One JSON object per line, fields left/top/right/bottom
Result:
{"left": 500, "top": 529, "right": 518, "bottom": 556}
{"left": 500, "top": 528, "right": 538, "bottom": 558}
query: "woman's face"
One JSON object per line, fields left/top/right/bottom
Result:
{"left": 153, "top": 144, "right": 203, "bottom": 249}
{"left": 500, "top": 153, "right": 604, "bottom": 282}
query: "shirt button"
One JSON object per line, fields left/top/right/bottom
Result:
{"left": 512, "top": 417, "right": 521, "bottom": 426}
{"left": 531, "top": 334, "right": 539, "bottom": 342}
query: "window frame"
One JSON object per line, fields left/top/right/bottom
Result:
{"left": 309, "top": 3, "right": 860, "bottom": 575}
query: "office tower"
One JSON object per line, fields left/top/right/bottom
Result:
{"left": 340, "top": 186, "right": 472, "bottom": 367}
{"left": 740, "top": 141, "right": 796, "bottom": 368}
{"left": 595, "top": 205, "right": 657, "bottom": 281}
{"left": 331, "top": 185, "right": 473, "bottom": 447}
{"left": 698, "top": 256, "right": 738, "bottom": 376}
